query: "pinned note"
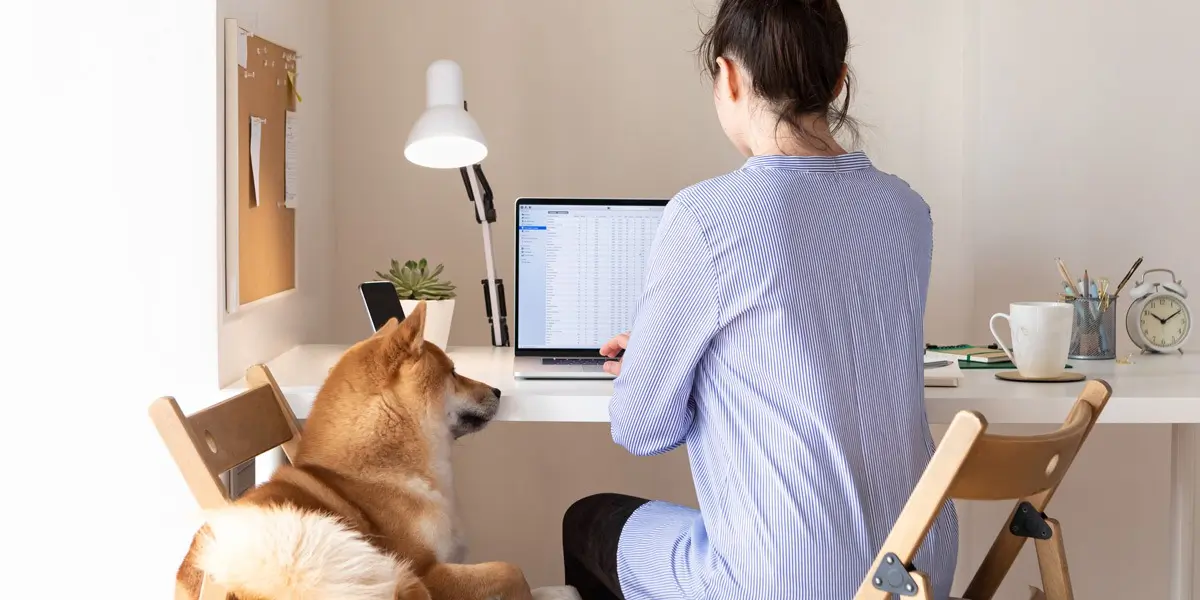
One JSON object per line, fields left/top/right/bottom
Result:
{"left": 284, "top": 111, "right": 299, "bottom": 208}
{"left": 287, "top": 71, "right": 302, "bottom": 104}
{"left": 237, "top": 29, "right": 248, "bottom": 69}
{"left": 249, "top": 116, "right": 266, "bottom": 206}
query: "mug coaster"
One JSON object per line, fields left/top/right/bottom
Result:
{"left": 995, "top": 371, "right": 1086, "bottom": 383}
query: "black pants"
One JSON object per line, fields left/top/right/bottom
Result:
{"left": 562, "top": 493, "right": 650, "bottom": 600}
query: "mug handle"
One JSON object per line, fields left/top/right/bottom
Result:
{"left": 989, "top": 312, "right": 1017, "bottom": 364}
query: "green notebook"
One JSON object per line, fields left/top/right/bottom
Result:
{"left": 926, "top": 344, "right": 1073, "bottom": 370}
{"left": 957, "top": 360, "right": 1072, "bottom": 370}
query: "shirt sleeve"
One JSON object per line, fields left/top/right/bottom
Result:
{"left": 609, "top": 200, "right": 722, "bottom": 456}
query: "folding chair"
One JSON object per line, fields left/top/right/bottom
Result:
{"left": 149, "top": 364, "right": 302, "bottom": 600}
{"left": 855, "top": 379, "right": 1112, "bottom": 600}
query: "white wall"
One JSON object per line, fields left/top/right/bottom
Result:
{"left": 216, "top": 0, "right": 334, "bottom": 386}
{"left": 1, "top": 1, "right": 219, "bottom": 597}
{"left": 1, "top": 1, "right": 333, "bottom": 596}
{"left": 967, "top": 0, "right": 1200, "bottom": 346}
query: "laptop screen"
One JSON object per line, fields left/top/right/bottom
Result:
{"left": 515, "top": 199, "right": 667, "bottom": 352}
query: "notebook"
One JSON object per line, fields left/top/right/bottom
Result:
{"left": 926, "top": 344, "right": 1011, "bottom": 364}
{"left": 923, "top": 354, "right": 964, "bottom": 387}
{"left": 925, "top": 344, "right": 1075, "bottom": 371}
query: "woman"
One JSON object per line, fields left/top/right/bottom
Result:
{"left": 559, "top": 1, "right": 958, "bottom": 599}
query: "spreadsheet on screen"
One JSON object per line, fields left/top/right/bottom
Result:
{"left": 516, "top": 203, "right": 666, "bottom": 349}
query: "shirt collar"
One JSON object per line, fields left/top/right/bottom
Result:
{"left": 742, "top": 151, "right": 872, "bottom": 173}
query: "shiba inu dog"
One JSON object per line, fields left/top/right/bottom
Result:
{"left": 174, "top": 302, "right": 580, "bottom": 600}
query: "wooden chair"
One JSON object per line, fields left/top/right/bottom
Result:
{"left": 149, "top": 364, "right": 302, "bottom": 600}
{"left": 855, "top": 379, "right": 1112, "bottom": 600}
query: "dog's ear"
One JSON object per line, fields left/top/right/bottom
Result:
{"left": 384, "top": 301, "right": 426, "bottom": 357}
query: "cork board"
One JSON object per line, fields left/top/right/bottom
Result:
{"left": 224, "top": 19, "right": 298, "bottom": 309}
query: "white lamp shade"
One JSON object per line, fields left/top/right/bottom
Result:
{"left": 404, "top": 60, "right": 488, "bottom": 169}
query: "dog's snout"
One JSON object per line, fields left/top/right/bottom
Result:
{"left": 489, "top": 386, "right": 502, "bottom": 398}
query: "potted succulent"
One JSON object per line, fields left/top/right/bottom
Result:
{"left": 377, "top": 258, "right": 457, "bottom": 349}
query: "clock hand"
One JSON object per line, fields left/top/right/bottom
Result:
{"left": 1150, "top": 312, "right": 1169, "bottom": 324}
{"left": 1164, "top": 310, "right": 1182, "bottom": 322}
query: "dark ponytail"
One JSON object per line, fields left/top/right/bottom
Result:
{"left": 698, "top": 0, "right": 857, "bottom": 147}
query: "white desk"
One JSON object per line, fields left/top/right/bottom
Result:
{"left": 222, "top": 345, "right": 1200, "bottom": 599}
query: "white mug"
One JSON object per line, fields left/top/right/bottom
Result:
{"left": 989, "top": 302, "right": 1074, "bottom": 379}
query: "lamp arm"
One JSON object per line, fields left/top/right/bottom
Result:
{"left": 463, "top": 164, "right": 509, "bottom": 346}
{"left": 453, "top": 100, "right": 507, "bottom": 346}
{"left": 459, "top": 164, "right": 497, "bottom": 224}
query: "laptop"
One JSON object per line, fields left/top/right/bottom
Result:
{"left": 513, "top": 197, "right": 668, "bottom": 379}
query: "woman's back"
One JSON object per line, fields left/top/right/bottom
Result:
{"left": 566, "top": 2, "right": 958, "bottom": 599}
{"left": 610, "top": 153, "right": 957, "bottom": 599}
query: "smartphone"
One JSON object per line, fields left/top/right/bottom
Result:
{"left": 359, "top": 281, "right": 406, "bottom": 333}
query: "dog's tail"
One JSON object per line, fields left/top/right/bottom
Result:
{"left": 193, "top": 503, "right": 429, "bottom": 600}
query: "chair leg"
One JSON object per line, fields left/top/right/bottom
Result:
{"left": 1033, "top": 518, "right": 1073, "bottom": 600}
{"left": 911, "top": 571, "right": 934, "bottom": 600}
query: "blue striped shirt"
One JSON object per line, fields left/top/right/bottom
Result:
{"left": 610, "top": 152, "right": 958, "bottom": 600}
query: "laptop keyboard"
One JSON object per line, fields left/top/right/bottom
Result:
{"left": 542, "top": 358, "right": 608, "bottom": 366}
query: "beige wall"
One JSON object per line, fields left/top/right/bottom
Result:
{"left": 966, "top": 0, "right": 1200, "bottom": 345}
{"left": 329, "top": 1, "right": 1187, "bottom": 597}
{"left": 216, "top": 0, "right": 334, "bottom": 386}
{"left": 329, "top": 0, "right": 971, "bottom": 345}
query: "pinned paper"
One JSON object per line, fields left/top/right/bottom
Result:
{"left": 284, "top": 111, "right": 299, "bottom": 208}
{"left": 287, "top": 71, "right": 302, "bottom": 103}
{"left": 249, "top": 116, "right": 266, "bottom": 206}
{"left": 237, "top": 29, "right": 248, "bottom": 69}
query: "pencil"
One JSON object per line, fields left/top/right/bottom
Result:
{"left": 1057, "top": 258, "right": 1082, "bottom": 297}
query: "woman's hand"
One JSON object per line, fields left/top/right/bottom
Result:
{"left": 601, "top": 332, "right": 630, "bottom": 376}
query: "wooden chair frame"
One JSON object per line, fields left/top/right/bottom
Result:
{"left": 150, "top": 364, "right": 302, "bottom": 600}
{"left": 854, "top": 379, "right": 1112, "bottom": 600}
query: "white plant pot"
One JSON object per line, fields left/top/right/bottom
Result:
{"left": 400, "top": 299, "right": 455, "bottom": 350}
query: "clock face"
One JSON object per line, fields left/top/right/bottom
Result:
{"left": 1140, "top": 295, "right": 1191, "bottom": 349}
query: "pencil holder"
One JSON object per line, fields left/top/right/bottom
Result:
{"left": 1069, "top": 296, "right": 1117, "bottom": 360}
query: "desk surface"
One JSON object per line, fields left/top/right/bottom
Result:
{"left": 221, "top": 344, "right": 1200, "bottom": 424}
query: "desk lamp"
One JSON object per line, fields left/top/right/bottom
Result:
{"left": 404, "top": 59, "right": 508, "bottom": 346}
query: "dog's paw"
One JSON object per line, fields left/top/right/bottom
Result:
{"left": 530, "top": 585, "right": 583, "bottom": 600}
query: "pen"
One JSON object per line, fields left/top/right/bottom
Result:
{"left": 1113, "top": 256, "right": 1144, "bottom": 298}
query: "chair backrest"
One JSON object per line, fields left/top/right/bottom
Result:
{"left": 855, "top": 379, "right": 1112, "bottom": 600}
{"left": 149, "top": 364, "right": 301, "bottom": 509}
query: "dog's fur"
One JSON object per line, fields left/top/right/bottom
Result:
{"left": 174, "top": 303, "right": 579, "bottom": 600}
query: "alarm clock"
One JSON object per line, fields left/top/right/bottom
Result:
{"left": 1126, "top": 268, "right": 1191, "bottom": 354}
